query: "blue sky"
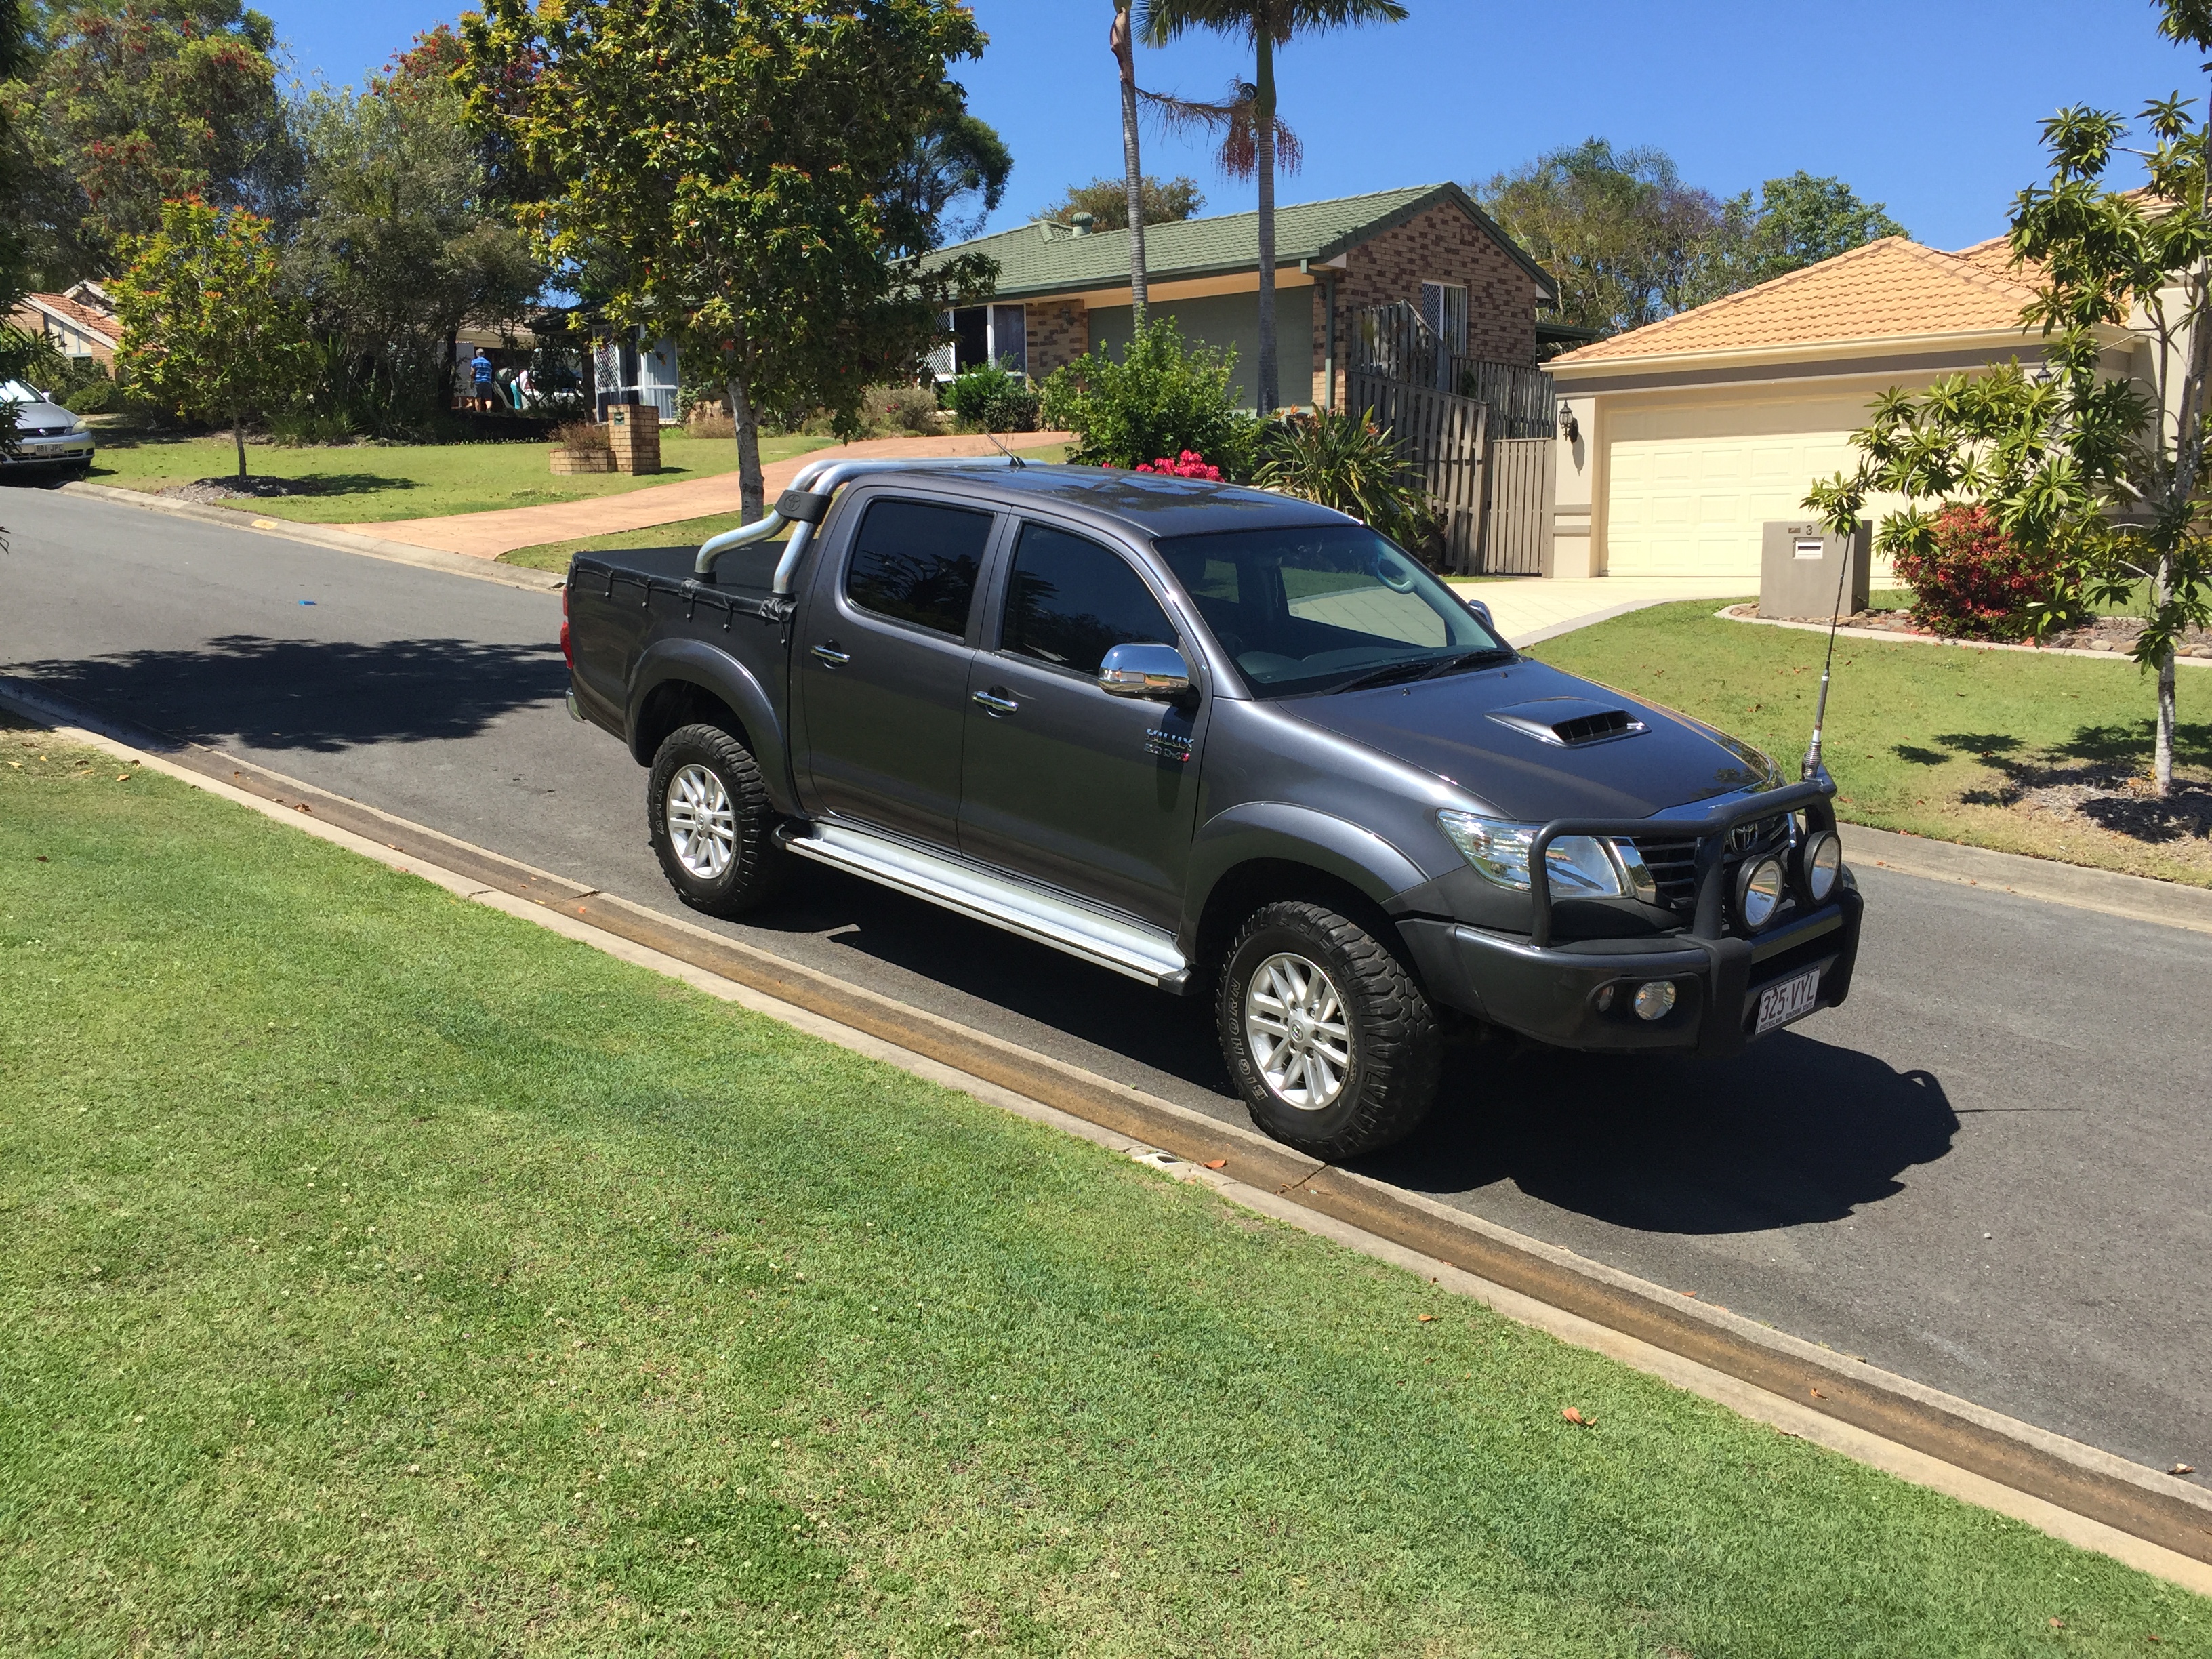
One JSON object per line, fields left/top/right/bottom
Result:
{"left": 262, "top": 0, "right": 2200, "bottom": 252}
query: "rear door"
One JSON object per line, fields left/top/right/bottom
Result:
{"left": 794, "top": 495, "right": 998, "bottom": 848}
{"left": 958, "top": 518, "right": 1207, "bottom": 930}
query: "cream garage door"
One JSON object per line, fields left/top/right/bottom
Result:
{"left": 1604, "top": 402, "right": 1861, "bottom": 578}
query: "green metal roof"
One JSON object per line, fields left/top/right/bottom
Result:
{"left": 922, "top": 182, "right": 1556, "bottom": 303}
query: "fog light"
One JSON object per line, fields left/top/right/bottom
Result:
{"left": 1801, "top": 829, "right": 1842, "bottom": 903}
{"left": 1735, "top": 855, "right": 1786, "bottom": 931}
{"left": 1633, "top": 981, "right": 1676, "bottom": 1021}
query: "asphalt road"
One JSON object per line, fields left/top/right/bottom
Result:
{"left": 6, "top": 483, "right": 2207, "bottom": 1488}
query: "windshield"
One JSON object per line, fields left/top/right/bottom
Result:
{"left": 1153, "top": 523, "right": 1509, "bottom": 697}
{"left": 0, "top": 380, "right": 42, "bottom": 404}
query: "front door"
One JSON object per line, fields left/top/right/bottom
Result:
{"left": 796, "top": 495, "right": 995, "bottom": 847}
{"left": 958, "top": 520, "right": 1207, "bottom": 930}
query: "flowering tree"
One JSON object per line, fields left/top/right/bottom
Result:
{"left": 113, "top": 197, "right": 308, "bottom": 483}
{"left": 1807, "top": 0, "right": 2212, "bottom": 798}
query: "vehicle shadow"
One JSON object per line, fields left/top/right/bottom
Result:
{"left": 760, "top": 865, "right": 1956, "bottom": 1240}
{"left": 3, "top": 636, "right": 569, "bottom": 752}
{"left": 1359, "top": 1036, "right": 1958, "bottom": 1235}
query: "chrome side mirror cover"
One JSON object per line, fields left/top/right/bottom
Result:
{"left": 1098, "top": 642, "right": 1193, "bottom": 699}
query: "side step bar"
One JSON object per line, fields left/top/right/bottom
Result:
{"left": 779, "top": 821, "right": 1188, "bottom": 989}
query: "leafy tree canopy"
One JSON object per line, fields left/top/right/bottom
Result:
{"left": 1041, "top": 173, "right": 1204, "bottom": 232}
{"left": 460, "top": 0, "right": 994, "bottom": 521}
{"left": 2, "top": 0, "right": 290, "bottom": 285}
{"left": 287, "top": 58, "right": 543, "bottom": 434}
{"left": 112, "top": 194, "right": 308, "bottom": 480}
{"left": 1477, "top": 142, "right": 1904, "bottom": 337}
{"left": 882, "top": 106, "right": 1011, "bottom": 256}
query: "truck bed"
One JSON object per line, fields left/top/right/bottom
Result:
{"left": 567, "top": 539, "right": 787, "bottom": 597}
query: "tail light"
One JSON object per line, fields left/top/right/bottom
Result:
{"left": 560, "top": 582, "right": 573, "bottom": 670}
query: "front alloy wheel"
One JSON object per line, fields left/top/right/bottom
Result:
{"left": 1216, "top": 900, "right": 1441, "bottom": 1160}
{"left": 1243, "top": 952, "right": 1353, "bottom": 1111}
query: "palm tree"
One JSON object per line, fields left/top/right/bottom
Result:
{"left": 1138, "top": 0, "right": 1408, "bottom": 413}
{"left": 1111, "top": 3, "right": 1149, "bottom": 323}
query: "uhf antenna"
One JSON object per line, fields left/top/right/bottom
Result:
{"left": 982, "top": 429, "right": 1026, "bottom": 468}
{"left": 1802, "top": 529, "right": 1853, "bottom": 782}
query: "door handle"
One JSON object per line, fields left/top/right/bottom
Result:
{"left": 971, "top": 688, "right": 1018, "bottom": 716}
{"left": 811, "top": 642, "right": 851, "bottom": 666}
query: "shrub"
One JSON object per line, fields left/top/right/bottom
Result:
{"left": 1254, "top": 410, "right": 1437, "bottom": 552}
{"left": 944, "top": 359, "right": 1039, "bottom": 433}
{"left": 865, "top": 382, "right": 941, "bottom": 436}
{"left": 686, "top": 403, "right": 736, "bottom": 441}
{"left": 1040, "top": 318, "right": 1258, "bottom": 476}
{"left": 1891, "top": 503, "right": 2066, "bottom": 640}
{"left": 62, "top": 376, "right": 114, "bottom": 415}
{"left": 554, "top": 419, "right": 612, "bottom": 457}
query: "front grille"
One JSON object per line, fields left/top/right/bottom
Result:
{"left": 1628, "top": 814, "right": 1793, "bottom": 917}
{"left": 20, "top": 424, "right": 68, "bottom": 437}
{"left": 1628, "top": 835, "right": 1700, "bottom": 906}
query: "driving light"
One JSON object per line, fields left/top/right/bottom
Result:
{"left": 1801, "top": 829, "right": 1842, "bottom": 903}
{"left": 1735, "top": 855, "right": 1787, "bottom": 931}
{"left": 1437, "top": 811, "right": 1624, "bottom": 897}
{"left": 1633, "top": 981, "right": 1676, "bottom": 1021}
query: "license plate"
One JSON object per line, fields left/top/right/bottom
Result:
{"left": 1753, "top": 967, "right": 1821, "bottom": 1035}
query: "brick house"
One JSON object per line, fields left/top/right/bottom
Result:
{"left": 13, "top": 280, "right": 119, "bottom": 367}
{"left": 922, "top": 183, "right": 1561, "bottom": 411}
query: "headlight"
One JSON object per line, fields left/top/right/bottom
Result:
{"left": 1438, "top": 811, "right": 1625, "bottom": 897}
{"left": 1734, "top": 855, "right": 1787, "bottom": 931}
{"left": 1801, "top": 828, "right": 1841, "bottom": 903}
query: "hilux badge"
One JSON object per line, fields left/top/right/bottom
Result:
{"left": 1145, "top": 727, "right": 1193, "bottom": 762}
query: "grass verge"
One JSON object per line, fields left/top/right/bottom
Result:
{"left": 1532, "top": 600, "right": 2212, "bottom": 886}
{"left": 83, "top": 431, "right": 837, "bottom": 524}
{"left": 495, "top": 442, "right": 1075, "bottom": 573}
{"left": 2, "top": 715, "right": 2205, "bottom": 1655}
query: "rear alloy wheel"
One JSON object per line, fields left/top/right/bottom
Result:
{"left": 646, "top": 723, "right": 785, "bottom": 917}
{"left": 1216, "top": 901, "right": 1441, "bottom": 1160}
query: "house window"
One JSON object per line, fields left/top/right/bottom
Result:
{"left": 1420, "top": 281, "right": 1468, "bottom": 358}
{"left": 938, "top": 304, "right": 1029, "bottom": 379}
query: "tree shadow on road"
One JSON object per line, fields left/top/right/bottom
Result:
{"left": 1360, "top": 1034, "right": 1957, "bottom": 1234}
{"left": 3, "top": 635, "right": 568, "bottom": 752}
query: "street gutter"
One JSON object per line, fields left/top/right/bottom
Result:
{"left": 5, "top": 672, "right": 2209, "bottom": 1593}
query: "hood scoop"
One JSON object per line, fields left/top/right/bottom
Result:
{"left": 1486, "top": 697, "right": 1648, "bottom": 748}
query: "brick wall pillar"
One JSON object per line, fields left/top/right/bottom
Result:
{"left": 607, "top": 399, "right": 661, "bottom": 475}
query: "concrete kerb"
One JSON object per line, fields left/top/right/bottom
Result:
{"left": 56, "top": 480, "right": 565, "bottom": 595}
{"left": 5, "top": 674, "right": 2209, "bottom": 1595}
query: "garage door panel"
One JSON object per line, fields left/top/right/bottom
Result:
{"left": 1606, "top": 429, "right": 1857, "bottom": 577}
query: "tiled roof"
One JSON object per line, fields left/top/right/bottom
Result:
{"left": 922, "top": 182, "right": 1554, "bottom": 301}
{"left": 1549, "top": 237, "right": 2039, "bottom": 365}
{"left": 22, "top": 291, "right": 119, "bottom": 346}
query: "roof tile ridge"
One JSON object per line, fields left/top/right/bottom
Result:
{"left": 1895, "top": 236, "right": 2040, "bottom": 302}
{"left": 1562, "top": 236, "right": 1917, "bottom": 358}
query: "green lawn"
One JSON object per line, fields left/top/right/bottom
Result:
{"left": 496, "top": 441, "right": 1075, "bottom": 572}
{"left": 1532, "top": 600, "right": 2212, "bottom": 886}
{"left": 83, "top": 429, "right": 838, "bottom": 525}
{"left": 3, "top": 719, "right": 2205, "bottom": 1656}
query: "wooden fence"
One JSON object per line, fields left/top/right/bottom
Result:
{"left": 1451, "top": 356, "right": 1557, "bottom": 440}
{"left": 1482, "top": 438, "right": 1554, "bottom": 575}
{"left": 1347, "top": 371, "right": 1490, "bottom": 573}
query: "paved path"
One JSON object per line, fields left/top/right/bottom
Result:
{"left": 346, "top": 432, "right": 1075, "bottom": 560}
{"left": 1456, "top": 575, "right": 1754, "bottom": 647}
{"left": 5, "top": 483, "right": 2208, "bottom": 1492}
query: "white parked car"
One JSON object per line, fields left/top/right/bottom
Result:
{"left": 0, "top": 379, "right": 94, "bottom": 474}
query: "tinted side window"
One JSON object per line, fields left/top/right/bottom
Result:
{"left": 1001, "top": 523, "right": 1176, "bottom": 674}
{"left": 846, "top": 499, "right": 994, "bottom": 637}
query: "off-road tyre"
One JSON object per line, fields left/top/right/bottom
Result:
{"left": 1216, "top": 900, "right": 1442, "bottom": 1160}
{"left": 646, "top": 723, "right": 786, "bottom": 918}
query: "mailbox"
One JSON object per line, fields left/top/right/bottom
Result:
{"left": 1760, "top": 520, "right": 1869, "bottom": 620}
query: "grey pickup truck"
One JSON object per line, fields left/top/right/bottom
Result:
{"left": 563, "top": 456, "right": 1863, "bottom": 1158}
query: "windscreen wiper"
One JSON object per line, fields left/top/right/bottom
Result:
{"left": 1328, "top": 658, "right": 1441, "bottom": 694}
{"left": 1417, "top": 647, "right": 1519, "bottom": 680}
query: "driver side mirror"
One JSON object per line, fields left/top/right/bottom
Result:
{"left": 1098, "top": 642, "right": 1192, "bottom": 699}
{"left": 1466, "top": 598, "right": 1496, "bottom": 632}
